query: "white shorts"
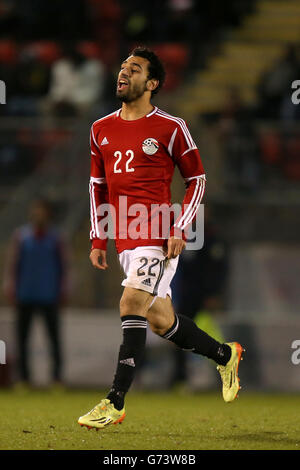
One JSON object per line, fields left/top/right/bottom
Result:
{"left": 119, "top": 246, "right": 179, "bottom": 299}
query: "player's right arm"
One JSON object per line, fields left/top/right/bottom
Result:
{"left": 89, "top": 123, "right": 109, "bottom": 270}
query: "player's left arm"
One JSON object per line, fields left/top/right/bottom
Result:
{"left": 167, "top": 122, "right": 206, "bottom": 258}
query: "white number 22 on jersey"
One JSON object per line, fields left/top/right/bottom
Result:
{"left": 114, "top": 150, "right": 135, "bottom": 173}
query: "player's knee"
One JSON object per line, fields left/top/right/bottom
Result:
{"left": 119, "top": 292, "right": 146, "bottom": 317}
{"left": 147, "top": 298, "right": 175, "bottom": 336}
{"left": 148, "top": 317, "right": 173, "bottom": 337}
{"left": 149, "top": 322, "right": 165, "bottom": 336}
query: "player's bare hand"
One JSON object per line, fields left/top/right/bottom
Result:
{"left": 166, "top": 236, "right": 186, "bottom": 259}
{"left": 89, "top": 249, "right": 108, "bottom": 270}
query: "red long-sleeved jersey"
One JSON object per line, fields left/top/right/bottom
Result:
{"left": 89, "top": 106, "right": 205, "bottom": 254}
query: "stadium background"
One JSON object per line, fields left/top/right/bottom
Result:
{"left": 0, "top": 0, "right": 300, "bottom": 395}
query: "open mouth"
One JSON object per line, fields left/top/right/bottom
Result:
{"left": 117, "top": 79, "right": 129, "bottom": 91}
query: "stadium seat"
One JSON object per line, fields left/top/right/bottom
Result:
{"left": 77, "top": 41, "right": 102, "bottom": 60}
{"left": 23, "top": 42, "right": 61, "bottom": 65}
{"left": 0, "top": 40, "right": 18, "bottom": 64}
{"left": 152, "top": 43, "right": 189, "bottom": 91}
{"left": 259, "top": 132, "right": 282, "bottom": 165}
{"left": 154, "top": 43, "right": 189, "bottom": 69}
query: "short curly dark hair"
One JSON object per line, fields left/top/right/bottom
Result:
{"left": 129, "top": 46, "right": 166, "bottom": 97}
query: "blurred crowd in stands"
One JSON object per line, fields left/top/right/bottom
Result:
{"left": 0, "top": 0, "right": 254, "bottom": 118}
{"left": 0, "top": 40, "right": 108, "bottom": 118}
{"left": 0, "top": 0, "right": 299, "bottom": 189}
{"left": 215, "top": 43, "right": 300, "bottom": 191}
{"left": 257, "top": 44, "right": 300, "bottom": 123}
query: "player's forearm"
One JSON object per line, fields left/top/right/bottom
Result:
{"left": 170, "top": 175, "right": 206, "bottom": 238}
{"left": 89, "top": 177, "right": 109, "bottom": 250}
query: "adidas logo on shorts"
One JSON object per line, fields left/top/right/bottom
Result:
{"left": 141, "top": 278, "right": 152, "bottom": 287}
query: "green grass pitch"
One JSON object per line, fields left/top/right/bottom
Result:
{"left": 0, "top": 388, "right": 299, "bottom": 450}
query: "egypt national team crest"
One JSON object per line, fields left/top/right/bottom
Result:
{"left": 142, "top": 138, "right": 159, "bottom": 155}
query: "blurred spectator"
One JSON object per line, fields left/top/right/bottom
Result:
{"left": 42, "top": 43, "right": 105, "bottom": 116}
{"left": 218, "top": 87, "right": 261, "bottom": 192}
{"left": 169, "top": 207, "right": 229, "bottom": 388}
{"left": 256, "top": 45, "right": 300, "bottom": 120}
{"left": 280, "top": 95, "right": 300, "bottom": 123}
{"left": 3, "top": 198, "right": 70, "bottom": 387}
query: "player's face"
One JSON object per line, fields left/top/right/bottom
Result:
{"left": 116, "top": 55, "right": 151, "bottom": 102}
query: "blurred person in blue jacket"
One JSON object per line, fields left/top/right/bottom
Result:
{"left": 3, "top": 198, "right": 70, "bottom": 387}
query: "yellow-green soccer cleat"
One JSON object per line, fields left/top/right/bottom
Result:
{"left": 217, "top": 342, "right": 245, "bottom": 403}
{"left": 78, "top": 399, "right": 126, "bottom": 430}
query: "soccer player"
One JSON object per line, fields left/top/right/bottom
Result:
{"left": 78, "top": 47, "right": 244, "bottom": 430}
